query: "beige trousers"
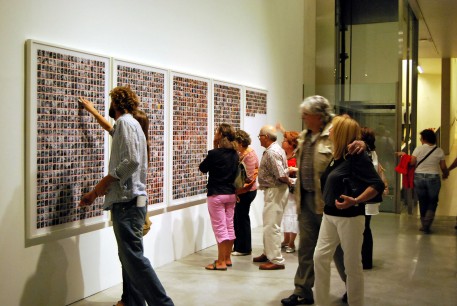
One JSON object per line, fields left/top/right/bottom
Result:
{"left": 262, "top": 184, "right": 289, "bottom": 265}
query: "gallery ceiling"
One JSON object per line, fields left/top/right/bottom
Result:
{"left": 411, "top": 0, "right": 457, "bottom": 59}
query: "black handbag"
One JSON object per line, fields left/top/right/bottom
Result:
{"left": 289, "top": 184, "right": 295, "bottom": 194}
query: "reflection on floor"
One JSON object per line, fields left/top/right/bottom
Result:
{"left": 69, "top": 212, "right": 457, "bottom": 306}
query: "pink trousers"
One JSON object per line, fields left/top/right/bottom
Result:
{"left": 207, "top": 194, "right": 236, "bottom": 243}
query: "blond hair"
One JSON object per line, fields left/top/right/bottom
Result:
{"left": 331, "top": 115, "right": 361, "bottom": 160}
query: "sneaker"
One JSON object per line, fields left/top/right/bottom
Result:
{"left": 281, "top": 294, "right": 314, "bottom": 305}
{"left": 231, "top": 251, "right": 251, "bottom": 256}
{"left": 285, "top": 246, "right": 295, "bottom": 253}
{"left": 342, "top": 292, "right": 348, "bottom": 303}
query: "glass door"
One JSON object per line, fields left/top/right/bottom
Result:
{"left": 335, "top": 0, "right": 405, "bottom": 212}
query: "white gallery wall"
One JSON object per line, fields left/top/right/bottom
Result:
{"left": 0, "top": 0, "right": 306, "bottom": 305}
{"left": 451, "top": 59, "right": 457, "bottom": 148}
{"left": 417, "top": 66, "right": 442, "bottom": 134}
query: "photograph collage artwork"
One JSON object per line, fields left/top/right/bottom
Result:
{"left": 27, "top": 40, "right": 267, "bottom": 239}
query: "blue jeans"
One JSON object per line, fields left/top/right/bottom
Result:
{"left": 414, "top": 173, "right": 441, "bottom": 217}
{"left": 112, "top": 199, "right": 174, "bottom": 306}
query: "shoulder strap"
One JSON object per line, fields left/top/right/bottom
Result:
{"left": 239, "top": 148, "right": 252, "bottom": 161}
{"left": 416, "top": 146, "right": 438, "bottom": 168}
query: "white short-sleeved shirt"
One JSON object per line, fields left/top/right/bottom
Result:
{"left": 412, "top": 144, "right": 445, "bottom": 174}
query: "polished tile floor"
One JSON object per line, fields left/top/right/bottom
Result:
{"left": 70, "top": 211, "right": 457, "bottom": 306}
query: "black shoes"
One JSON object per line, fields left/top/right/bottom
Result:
{"left": 281, "top": 294, "right": 314, "bottom": 305}
{"left": 342, "top": 292, "right": 348, "bottom": 303}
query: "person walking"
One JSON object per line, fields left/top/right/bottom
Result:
{"left": 281, "top": 96, "right": 365, "bottom": 306}
{"left": 397, "top": 129, "right": 449, "bottom": 233}
{"left": 313, "top": 115, "right": 384, "bottom": 306}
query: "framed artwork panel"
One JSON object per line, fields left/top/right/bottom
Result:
{"left": 245, "top": 87, "right": 267, "bottom": 117}
{"left": 25, "top": 40, "right": 110, "bottom": 244}
{"left": 213, "top": 81, "right": 243, "bottom": 131}
{"left": 170, "top": 72, "right": 210, "bottom": 205}
{"left": 113, "top": 60, "right": 168, "bottom": 208}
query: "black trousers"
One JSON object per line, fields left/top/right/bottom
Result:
{"left": 233, "top": 190, "right": 257, "bottom": 253}
{"left": 361, "top": 215, "right": 373, "bottom": 269}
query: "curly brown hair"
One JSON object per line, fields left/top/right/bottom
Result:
{"left": 215, "top": 123, "right": 237, "bottom": 150}
{"left": 283, "top": 131, "right": 299, "bottom": 149}
{"left": 109, "top": 86, "right": 140, "bottom": 114}
{"left": 133, "top": 109, "right": 150, "bottom": 162}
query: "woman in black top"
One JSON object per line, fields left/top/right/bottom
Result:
{"left": 313, "top": 115, "right": 384, "bottom": 306}
{"left": 199, "top": 123, "right": 239, "bottom": 271}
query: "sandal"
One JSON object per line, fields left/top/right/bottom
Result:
{"left": 205, "top": 260, "right": 227, "bottom": 271}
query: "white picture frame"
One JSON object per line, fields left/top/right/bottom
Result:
{"left": 113, "top": 59, "right": 169, "bottom": 210}
{"left": 25, "top": 40, "right": 111, "bottom": 245}
{"left": 213, "top": 80, "right": 244, "bottom": 131}
{"left": 169, "top": 71, "right": 211, "bottom": 206}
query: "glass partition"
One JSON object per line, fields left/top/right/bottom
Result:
{"left": 335, "top": 0, "right": 404, "bottom": 212}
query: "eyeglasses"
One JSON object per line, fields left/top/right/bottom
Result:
{"left": 258, "top": 134, "right": 267, "bottom": 139}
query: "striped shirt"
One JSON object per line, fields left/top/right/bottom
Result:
{"left": 241, "top": 148, "right": 259, "bottom": 191}
{"left": 104, "top": 113, "right": 148, "bottom": 209}
{"left": 300, "top": 132, "right": 317, "bottom": 191}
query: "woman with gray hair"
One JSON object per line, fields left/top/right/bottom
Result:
{"left": 281, "top": 96, "right": 365, "bottom": 306}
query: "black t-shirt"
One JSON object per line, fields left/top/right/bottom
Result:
{"left": 199, "top": 148, "right": 239, "bottom": 196}
{"left": 320, "top": 152, "right": 384, "bottom": 217}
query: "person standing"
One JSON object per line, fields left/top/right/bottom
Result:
{"left": 277, "top": 127, "right": 300, "bottom": 253}
{"left": 314, "top": 115, "right": 384, "bottom": 306}
{"left": 79, "top": 96, "right": 152, "bottom": 306}
{"left": 199, "top": 123, "right": 239, "bottom": 270}
{"left": 281, "top": 96, "right": 365, "bottom": 306}
{"left": 232, "top": 130, "right": 259, "bottom": 256}
{"left": 360, "top": 126, "right": 388, "bottom": 269}
{"left": 79, "top": 86, "right": 174, "bottom": 306}
{"left": 253, "top": 125, "right": 290, "bottom": 270}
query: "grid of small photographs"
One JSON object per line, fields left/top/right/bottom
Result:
{"left": 35, "top": 48, "right": 108, "bottom": 229}
{"left": 213, "top": 83, "right": 241, "bottom": 130}
{"left": 116, "top": 63, "right": 166, "bottom": 205}
{"left": 245, "top": 89, "right": 267, "bottom": 117}
{"left": 172, "top": 74, "right": 209, "bottom": 200}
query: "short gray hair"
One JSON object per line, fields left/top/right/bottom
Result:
{"left": 300, "top": 95, "right": 334, "bottom": 125}
{"left": 260, "top": 125, "right": 277, "bottom": 141}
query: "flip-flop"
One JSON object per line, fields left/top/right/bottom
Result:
{"left": 205, "top": 260, "right": 227, "bottom": 271}
{"left": 226, "top": 263, "right": 232, "bottom": 267}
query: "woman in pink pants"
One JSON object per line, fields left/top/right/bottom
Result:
{"left": 199, "top": 123, "right": 239, "bottom": 271}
